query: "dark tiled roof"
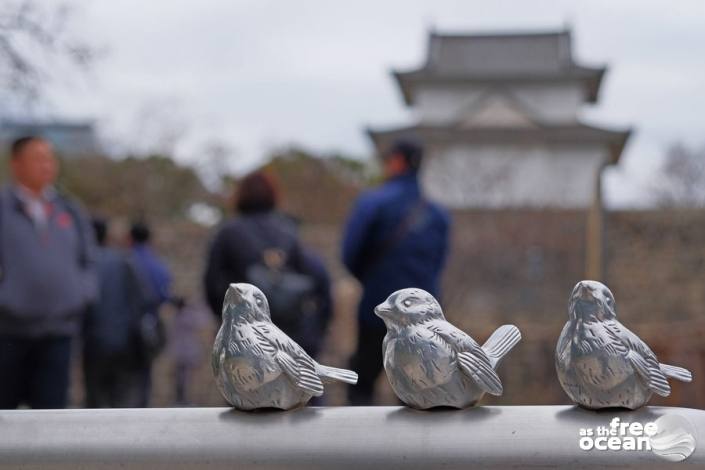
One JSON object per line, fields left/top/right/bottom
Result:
{"left": 394, "top": 29, "right": 606, "bottom": 105}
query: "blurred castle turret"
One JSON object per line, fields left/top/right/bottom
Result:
{"left": 368, "top": 28, "right": 632, "bottom": 280}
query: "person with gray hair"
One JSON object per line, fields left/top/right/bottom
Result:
{"left": 0, "top": 136, "right": 96, "bottom": 409}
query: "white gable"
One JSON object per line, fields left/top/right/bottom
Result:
{"left": 459, "top": 93, "right": 537, "bottom": 128}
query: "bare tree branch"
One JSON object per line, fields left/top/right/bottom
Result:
{"left": 0, "top": 0, "right": 97, "bottom": 109}
{"left": 652, "top": 142, "right": 705, "bottom": 208}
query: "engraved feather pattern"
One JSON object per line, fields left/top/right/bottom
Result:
{"left": 376, "top": 288, "right": 520, "bottom": 409}
{"left": 556, "top": 280, "right": 692, "bottom": 410}
{"left": 213, "top": 283, "right": 357, "bottom": 410}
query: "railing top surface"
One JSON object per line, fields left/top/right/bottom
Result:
{"left": 1, "top": 405, "right": 704, "bottom": 469}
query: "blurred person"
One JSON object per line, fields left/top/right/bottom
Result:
{"left": 295, "top": 248, "right": 333, "bottom": 406}
{"left": 296, "top": 247, "right": 333, "bottom": 358}
{"left": 342, "top": 137, "right": 450, "bottom": 405}
{"left": 204, "top": 171, "right": 332, "bottom": 358}
{"left": 83, "top": 217, "right": 144, "bottom": 408}
{"left": 129, "top": 221, "right": 171, "bottom": 407}
{"left": 0, "top": 136, "right": 96, "bottom": 409}
{"left": 168, "top": 297, "right": 211, "bottom": 406}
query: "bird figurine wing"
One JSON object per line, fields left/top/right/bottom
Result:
{"left": 426, "top": 320, "right": 503, "bottom": 396}
{"left": 602, "top": 320, "right": 671, "bottom": 397}
{"left": 251, "top": 321, "right": 324, "bottom": 397}
{"left": 212, "top": 323, "right": 233, "bottom": 380}
{"left": 556, "top": 321, "right": 573, "bottom": 365}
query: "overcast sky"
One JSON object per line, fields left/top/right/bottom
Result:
{"left": 41, "top": 0, "right": 705, "bottom": 207}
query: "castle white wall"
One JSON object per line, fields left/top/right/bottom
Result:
{"left": 421, "top": 143, "right": 607, "bottom": 208}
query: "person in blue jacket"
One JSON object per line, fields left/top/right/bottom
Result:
{"left": 342, "top": 137, "right": 451, "bottom": 405}
{"left": 129, "top": 221, "right": 172, "bottom": 407}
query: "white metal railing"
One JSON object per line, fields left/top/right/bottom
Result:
{"left": 0, "top": 405, "right": 703, "bottom": 468}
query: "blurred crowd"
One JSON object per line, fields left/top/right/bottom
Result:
{"left": 0, "top": 134, "right": 450, "bottom": 409}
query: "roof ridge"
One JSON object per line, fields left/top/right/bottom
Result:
{"left": 429, "top": 28, "right": 570, "bottom": 40}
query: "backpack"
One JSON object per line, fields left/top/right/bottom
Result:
{"left": 242, "top": 218, "right": 317, "bottom": 331}
{"left": 246, "top": 247, "right": 316, "bottom": 328}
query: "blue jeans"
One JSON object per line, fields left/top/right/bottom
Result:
{"left": 0, "top": 335, "right": 72, "bottom": 409}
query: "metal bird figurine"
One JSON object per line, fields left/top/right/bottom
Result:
{"left": 212, "top": 283, "right": 358, "bottom": 410}
{"left": 375, "top": 288, "right": 521, "bottom": 409}
{"left": 556, "top": 280, "right": 693, "bottom": 410}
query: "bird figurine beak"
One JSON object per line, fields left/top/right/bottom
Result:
{"left": 576, "top": 282, "right": 594, "bottom": 300}
{"left": 374, "top": 302, "right": 392, "bottom": 319}
{"left": 225, "top": 283, "right": 247, "bottom": 305}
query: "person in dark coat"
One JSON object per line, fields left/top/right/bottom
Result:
{"left": 128, "top": 222, "right": 171, "bottom": 407}
{"left": 296, "top": 247, "right": 333, "bottom": 358}
{"left": 342, "top": 138, "right": 451, "bottom": 405}
{"left": 203, "top": 171, "right": 332, "bottom": 357}
{"left": 83, "top": 217, "right": 144, "bottom": 408}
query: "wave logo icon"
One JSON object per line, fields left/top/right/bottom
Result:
{"left": 650, "top": 414, "right": 696, "bottom": 462}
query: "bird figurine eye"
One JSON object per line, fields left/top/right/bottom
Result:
{"left": 255, "top": 297, "right": 263, "bottom": 307}
{"left": 403, "top": 299, "right": 413, "bottom": 308}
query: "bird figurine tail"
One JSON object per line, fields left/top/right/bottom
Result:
{"left": 317, "top": 365, "right": 359, "bottom": 385}
{"left": 482, "top": 324, "right": 522, "bottom": 369}
{"left": 660, "top": 363, "right": 693, "bottom": 383}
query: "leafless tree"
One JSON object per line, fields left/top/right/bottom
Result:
{"left": 99, "top": 96, "right": 191, "bottom": 158}
{"left": 130, "top": 98, "right": 191, "bottom": 157}
{"left": 652, "top": 143, "right": 705, "bottom": 208}
{"left": 0, "top": 0, "right": 96, "bottom": 108}
{"left": 195, "top": 138, "right": 237, "bottom": 190}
